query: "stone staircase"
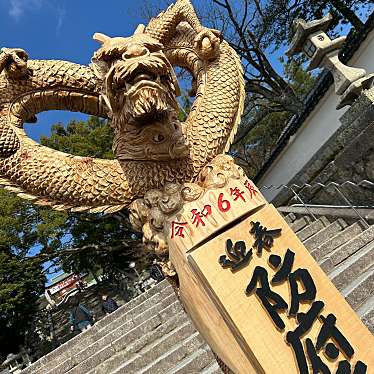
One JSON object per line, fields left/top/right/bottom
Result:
{"left": 285, "top": 212, "right": 374, "bottom": 333}
{"left": 22, "top": 281, "right": 222, "bottom": 374}
{"left": 22, "top": 212, "right": 373, "bottom": 374}
{"left": 45, "top": 282, "right": 126, "bottom": 351}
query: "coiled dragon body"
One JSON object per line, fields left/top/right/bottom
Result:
{"left": 0, "top": 0, "right": 244, "bottom": 213}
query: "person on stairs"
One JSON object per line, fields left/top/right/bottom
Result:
{"left": 150, "top": 260, "right": 165, "bottom": 283}
{"left": 101, "top": 293, "right": 119, "bottom": 315}
{"left": 69, "top": 298, "right": 94, "bottom": 333}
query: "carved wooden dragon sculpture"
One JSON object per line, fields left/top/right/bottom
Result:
{"left": 0, "top": 0, "right": 244, "bottom": 214}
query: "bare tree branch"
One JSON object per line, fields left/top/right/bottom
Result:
{"left": 233, "top": 107, "right": 273, "bottom": 145}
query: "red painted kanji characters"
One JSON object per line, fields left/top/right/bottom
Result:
{"left": 191, "top": 204, "right": 212, "bottom": 227}
{"left": 244, "top": 180, "right": 257, "bottom": 199}
{"left": 230, "top": 186, "right": 246, "bottom": 202}
{"left": 170, "top": 221, "right": 188, "bottom": 239}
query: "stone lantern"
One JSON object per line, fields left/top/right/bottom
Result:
{"left": 287, "top": 13, "right": 374, "bottom": 109}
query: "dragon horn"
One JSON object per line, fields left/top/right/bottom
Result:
{"left": 134, "top": 24, "right": 146, "bottom": 34}
{"left": 93, "top": 32, "right": 111, "bottom": 44}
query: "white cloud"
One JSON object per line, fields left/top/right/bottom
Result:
{"left": 56, "top": 6, "right": 66, "bottom": 34}
{"left": 8, "top": 0, "right": 43, "bottom": 21}
{"left": 7, "top": 0, "right": 66, "bottom": 34}
{"left": 9, "top": 0, "right": 24, "bottom": 19}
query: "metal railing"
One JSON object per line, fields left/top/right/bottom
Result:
{"left": 260, "top": 180, "right": 374, "bottom": 228}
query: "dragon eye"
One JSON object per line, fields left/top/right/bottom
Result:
{"left": 153, "top": 134, "right": 165, "bottom": 143}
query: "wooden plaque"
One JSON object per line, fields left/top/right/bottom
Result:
{"left": 170, "top": 203, "right": 374, "bottom": 373}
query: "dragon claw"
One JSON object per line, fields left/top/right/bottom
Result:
{"left": 194, "top": 28, "right": 222, "bottom": 61}
{"left": 0, "top": 47, "right": 29, "bottom": 79}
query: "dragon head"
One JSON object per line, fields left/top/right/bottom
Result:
{"left": 91, "top": 26, "right": 189, "bottom": 162}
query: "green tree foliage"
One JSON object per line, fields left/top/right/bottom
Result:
{"left": 57, "top": 213, "right": 145, "bottom": 284}
{"left": 40, "top": 116, "right": 114, "bottom": 159}
{"left": 0, "top": 189, "right": 67, "bottom": 256}
{"left": 0, "top": 186, "right": 68, "bottom": 359}
{"left": 0, "top": 250, "right": 45, "bottom": 361}
{"left": 178, "top": 92, "right": 193, "bottom": 122}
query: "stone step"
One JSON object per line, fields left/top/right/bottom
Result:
{"left": 330, "top": 241, "right": 374, "bottom": 291}
{"left": 23, "top": 280, "right": 173, "bottom": 374}
{"left": 25, "top": 281, "right": 173, "bottom": 374}
{"left": 88, "top": 310, "right": 190, "bottom": 374}
{"left": 320, "top": 225, "right": 374, "bottom": 274}
{"left": 341, "top": 266, "right": 374, "bottom": 311}
{"left": 200, "top": 361, "right": 223, "bottom": 374}
{"left": 357, "top": 295, "right": 374, "bottom": 334}
{"left": 135, "top": 332, "right": 205, "bottom": 374}
{"left": 303, "top": 219, "right": 348, "bottom": 252}
{"left": 97, "top": 316, "right": 195, "bottom": 374}
{"left": 310, "top": 222, "right": 364, "bottom": 263}
{"left": 92, "top": 281, "right": 172, "bottom": 331}
{"left": 284, "top": 213, "right": 297, "bottom": 224}
{"left": 290, "top": 216, "right": 313, "bottom": 233}
{"left": 167, "top": 345, "right": 217, "bottom": 374}
{"left": 59, "top": 296, "right": 182, "bottom": 374}
{"left": 88, "top": 286, "right": 174, "bottom": 340}
{"left": 295, "top": 217, "right": 330, "bottom": 242}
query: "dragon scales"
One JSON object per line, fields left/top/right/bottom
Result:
{"left": 0, "top": 0, "right": 244, "bottom": 215}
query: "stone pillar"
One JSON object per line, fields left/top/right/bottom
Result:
{"left": 287, "top": 13, "right": 373, "bottom": 109}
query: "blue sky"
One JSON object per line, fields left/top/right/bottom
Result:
{"left": 0, "top": 0, "right": 149, "bottom": 141}
{"left": 0, "top": 0, "right": 145, "bottom": 62}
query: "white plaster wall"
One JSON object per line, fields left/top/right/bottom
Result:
{"left": 258, "top": 29, "right": 374, "bottom": 202}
